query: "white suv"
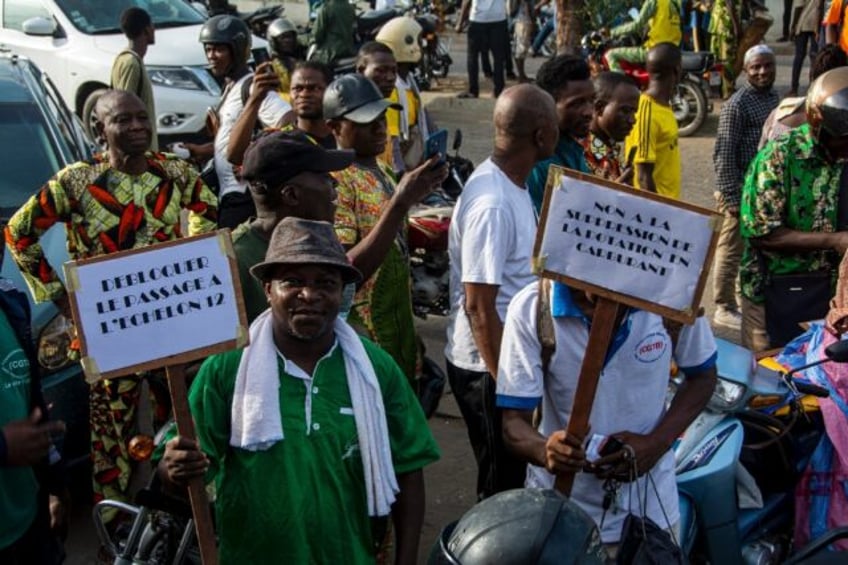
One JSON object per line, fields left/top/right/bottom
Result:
{"left": 0, "top": 0, "right": 224, "bottom": 144}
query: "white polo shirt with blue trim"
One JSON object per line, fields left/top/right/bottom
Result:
{"left": 496, "top": 282, "right": 717, "bottom": 543}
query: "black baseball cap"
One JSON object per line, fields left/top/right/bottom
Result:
{"left": 323, "top": 74, "right": 402, "bottom": 124}
{"left": 241, "top": 130, "right": 353, "bottom": 189}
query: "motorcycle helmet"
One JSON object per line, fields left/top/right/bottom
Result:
{"left": 376, "top": 17, "right": 422, "bottom": 64}
{"left": 199, "top": 14, "right": 252, "bottom": 70}
{"left": 267, "top": 17, "right": 297, "bottom": 58}
{"left": 427, "top": 489, "right": 606, "bottom": 565}
{"left": 806, "top": 67, "right": 848, "bottom": 139}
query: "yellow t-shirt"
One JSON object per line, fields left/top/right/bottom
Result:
{"left": 825, "top": 0, "right": 848, "bottom": 55}
{"left": 646, "top": 0, "right": 682, "bottom": 49}
{"left": 383, "top": 86, "right": 420, "bottom": 171}
{"left": 625, "top": 93, "right": 680, "bottom": 199}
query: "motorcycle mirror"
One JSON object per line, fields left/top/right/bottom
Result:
{"left": 453, "top": 129, "right": 462, "bottom": 152}
{"left": 824, "top": 339, "right": 848, "bottom": 363}
{"left": 628, "top": 7, "right": 640, "bottom": 21}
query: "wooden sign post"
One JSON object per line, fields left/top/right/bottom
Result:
{"left": 64, "top": 231, "right": 250, "bottom": 565}
{"left": 532, "top": 167, "right": 721, "bottom": 495}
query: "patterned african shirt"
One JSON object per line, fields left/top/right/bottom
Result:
{"left": 739, "top": 124, "right": 841, "bottom": 303}
{"left": 581, "top": 131, "right": 624, "bottom": 181}
{"left": 5, "top": 152, "right": 217, "bottom": 303}
{"left": 332, "top": 161, "right": 419, "bottom": 382}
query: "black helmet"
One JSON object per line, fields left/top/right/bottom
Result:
{"left": 427, "top": 489, "right": 606, "bottom": 565}
{"left": 323, "top": 74, "right": 401, "bottom": 123}
{"left": 199, "top": 15, "right": 252, "bottom": 70}
{"left": 807, "top": 67, "right": 848, "bottom": 139}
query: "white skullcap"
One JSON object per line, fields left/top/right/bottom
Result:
{"left": 743, "top": 44, "right": 774, "bottom": 66}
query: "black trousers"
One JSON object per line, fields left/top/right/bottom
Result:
{"left": 467, "top": 20, "right": 509, "bottom": 97}
{"left": 782, "top": 0, "right": 792, "bottom": 38}
{"left": 447, "top": 361, "right": 526, "bottom": 500}
{"left": 218, "top": 190, "right": 256, "bottom": 230}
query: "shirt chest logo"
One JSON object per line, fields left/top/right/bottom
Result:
{"left": 1, "top": 349, "right": 30, "bottom": 381}
{"left": 634, "top": 332, "right": 667, "bottom": 363}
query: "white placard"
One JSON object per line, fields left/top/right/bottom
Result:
{"left": 535, "top": 168, "right": 720, "bottom": 323}
{"left": 65, "top": 231, "right": 248, "bottom": 381}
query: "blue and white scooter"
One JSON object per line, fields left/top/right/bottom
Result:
{"left": 672, "top": 337, "right": 848, "bottom": 564}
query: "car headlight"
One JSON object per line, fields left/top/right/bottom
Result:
{"left": 708, "top": 379, "right": 746, "bottom": 412}
{"left": 148, "top": 66, "right": 220, "bottom": 95}
{"left": 37, "top": 313, "right": 75, "bottom": 372}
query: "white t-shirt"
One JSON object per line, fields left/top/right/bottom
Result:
{"left": 496, "top": 282, "right": 717, "bottom": 543}
{"left": 470, "top": 0, "right": 507, "bottom": 23}
{"left": 214, "top": 73, "right": 291, "bottom": 198}
{"left": 445, "top": 158, "right": 538, "bottom": 372}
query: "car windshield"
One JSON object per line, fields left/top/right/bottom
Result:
{"left": 55, "top": 0, "right": 204, "bottom": 35}
{"left": 0, "top": 103, "right": 62, "bottom": 219}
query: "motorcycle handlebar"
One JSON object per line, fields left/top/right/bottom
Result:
{"left": 794, "top": 382, "right": 830, "bottom": 398}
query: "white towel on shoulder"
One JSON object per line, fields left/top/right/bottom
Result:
{"left": 230, "top": 310, "right": 399, "bottom": 515}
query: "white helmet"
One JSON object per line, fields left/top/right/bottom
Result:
{"left": 376, "top": 17, "right": 422, "bottom": 64}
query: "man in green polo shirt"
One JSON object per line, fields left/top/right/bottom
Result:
{"left": 159, "top": 217, "right": 440, "bottom": 564}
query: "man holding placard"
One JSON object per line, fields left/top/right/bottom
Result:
{"left": 4, "top": 90, "right": 217, "bottom": 511}
{"left": 496, "top": 280, "right": 717, "bottom": 552}
{"left": 158, "top": 218, "right": 440, "bottom": 564}
{"left": 446, "top": 83, "right": 559, "bottom": 500}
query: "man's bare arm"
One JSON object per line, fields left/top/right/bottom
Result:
{"left": 464, "top": 282, "right": 503, "bottom": 376}
{"left": 391, "top": 470, "right": 425, "bottom": 565}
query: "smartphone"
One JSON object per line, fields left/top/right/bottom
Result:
{"left": 252, "top": 48, "right": 271, "bottom": 66}
{"left": 599, "top": 436, "right": 624, "bottom": 457}
{"left": 424, "top": 129, "right": 448, "bottom": 165}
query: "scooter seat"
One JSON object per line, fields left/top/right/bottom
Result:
{"left": 416, "top": 13, "right": 439, "bottom": 34}
{"left": 333, "top": 56, "right": 357, "bottom": 75}
{"left": 358, "top": 9, "right": 398, "bottom": 33}
{"left": 681, "top": 51, "right": 715, "bottom": 73}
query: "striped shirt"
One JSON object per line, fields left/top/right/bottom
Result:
{"left": 713, "top": 84, "right": 779, "bottom": 206}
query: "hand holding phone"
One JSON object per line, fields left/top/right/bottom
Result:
{"left": 424, "top": 129, "right": 448, "bottom": 167}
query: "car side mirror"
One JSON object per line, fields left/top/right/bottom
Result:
{"left": 190, "top": 2, "right": 210, "bottom": 17}
{"left": 824, "top": 339, "right": 848, "bottom": 363}
{"left": 21, "top": 17, "right": 56, "bottom": 37}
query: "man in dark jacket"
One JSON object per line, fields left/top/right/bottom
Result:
{"left": 0, "top": 232, "right": 67, "bottom": 564}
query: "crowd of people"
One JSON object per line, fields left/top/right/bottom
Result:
{"left": 4, "top": 0, "right": 848, "bottom": 563}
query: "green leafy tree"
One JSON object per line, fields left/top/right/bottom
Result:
{"left": 556, "top": 0, "right": 641, "bottom": 54}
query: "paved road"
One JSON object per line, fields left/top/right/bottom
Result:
{"left": 63, "top": 2, "right": 803, "bottom": 562}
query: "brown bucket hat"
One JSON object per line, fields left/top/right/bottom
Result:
{"left": 250, "top": 217, "right": 362, "bottom": 284}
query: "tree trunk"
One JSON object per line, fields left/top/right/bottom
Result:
{"left": 556, "top": 0, "right": 584, "bottom": 55}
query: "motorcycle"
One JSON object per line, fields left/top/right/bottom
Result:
{"left": 672, "top": 337, "right": 848, "bottom": 563}
{"left": 581, "top": 31, "right": 715, "bottom": 137}
{"left": 409, "top": 130, "right": 472, "bottom": 319}
{"left": 411, "top": 9, "right": 452, "bottom": 91}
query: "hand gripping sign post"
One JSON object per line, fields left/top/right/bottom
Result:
{"left": 533, "top": 166, "right": 721, "bottom": 495}
{"left": 64, "top": 231, "right": 250, "bottom": 565}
